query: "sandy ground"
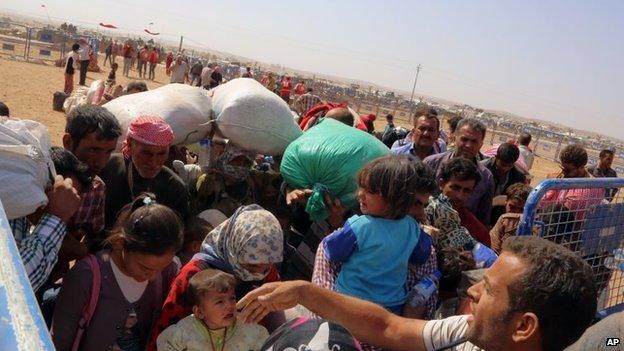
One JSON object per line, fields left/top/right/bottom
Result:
{"left": 0, "top": 54, "right": 168, "bottom": 144}
{"left": 0, "top": 54, "right": 557, "bottom": 184}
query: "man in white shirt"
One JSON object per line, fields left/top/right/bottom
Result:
{"left": 77, "top": 39, "right": 91, "bottom": 86}
{"left": 169, "top": 56, "right": 189, "bottom": 84}
{"left": 518, "top": 132, "right": 535, "bottom": 171}
{"left": 238, "top": 236, "right": 597, "bottom": 351}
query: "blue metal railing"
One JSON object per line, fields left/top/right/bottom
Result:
{"left": 517, "top": 177, "right": 624, "bottom": 318}
{"left": 517, "top": 177, "right": 624, "bottom": 236}
{"left": 0, "top": 200, "right": 55, "bottom": 351}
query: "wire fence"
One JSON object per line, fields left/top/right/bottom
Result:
{"left": 0, "top": 20, "right": 100, "bottom": 64}
{"left": 518, "top": 177, "right": 624, "bottom": 317}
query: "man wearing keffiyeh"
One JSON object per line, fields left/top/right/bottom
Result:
{"left": 101, "top": 115, "right": 190, "bottom": 228}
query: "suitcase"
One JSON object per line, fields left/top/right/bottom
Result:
{"left": 53, "top": 91, "right": 68, "bottom": 112}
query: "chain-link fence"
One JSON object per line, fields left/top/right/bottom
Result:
{"left": 0, "top": 20, "right": 100, "bottom": 64}
{"left": 517, "top": 177, "right": 624, "bottom": 317}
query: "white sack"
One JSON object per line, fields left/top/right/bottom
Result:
{"left": 63, "top": 86, "right": 89, "bottom": 115}
{"left": 0, "top": 117, "right": 55, "bottom": 219}
{"left": 103, "top": 84, "right": 214, "bottom": 149}
{"left": 211, "top": 78, "right": 303, "bottom": 155}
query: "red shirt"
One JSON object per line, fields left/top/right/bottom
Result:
{"left": 122, "top": 44, "right": 133, "bottom": 58}
{"left": 139, "top": 49, "right": 150, "bottom": 61}
{"left": 280, "top": 80, "right": 292, "bottom": 96}
{"left": 149, "top": 50, "right": 159, "bottom": 64}
{"left": 457, "top": 206, "right": 491, "bottom": 247}
{"left": 294, "top": 82, "right": 306, "bottom": 95}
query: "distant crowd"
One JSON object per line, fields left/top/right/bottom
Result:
{"left": 0, "top": 45, "right": 622, "bottom": 351}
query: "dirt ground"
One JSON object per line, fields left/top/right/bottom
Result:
{"left": 0, "top": 54, "right": 558, "bottom": 184}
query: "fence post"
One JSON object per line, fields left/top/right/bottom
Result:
{"left": 24, "top": 27, "right": 31, "bottom": 60}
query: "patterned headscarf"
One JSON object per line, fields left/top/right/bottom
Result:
{"left": 212, "top": 143, "right": 255, "bottom": 182}
{"left": 122, "top": 115, "right": 174, "bottom": 159}
{"left": 201, "top": 204, "right": 283, "bottom": 281}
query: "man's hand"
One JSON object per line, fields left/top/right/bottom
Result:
{"left": 237, "top": 281, "right": 308, "bottom": 323}
{"left": 286, "top": 189, "right": 313, "bottom": 206}
{"left": 46, "top": 175, "right": 81, "bottom": 224}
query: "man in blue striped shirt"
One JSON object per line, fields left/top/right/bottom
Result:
{"left": 9, "top": 175, "right": 81, "bottom": 292}
{"left": 391, "top": 108, "right": 446, "bottom": 161}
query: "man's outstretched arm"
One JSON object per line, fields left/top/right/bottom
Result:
{"left": 237, "top": 280, "right": 427, "bottom": 351}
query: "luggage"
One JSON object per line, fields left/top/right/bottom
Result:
{"left": 53, "top": 91, "right": 68, "bottom": 112}
{"left": 0, "top": 117, "right": 55, "bottom": 219}
{"left": 103, "top": 83, "right": 214, "bottom": 149}
{"left": 280, "top": 118, "right": 389, "bottom": 221}
{"left": 211, "top": 78, "right": 303, "bottom": 155}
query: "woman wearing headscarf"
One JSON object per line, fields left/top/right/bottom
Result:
{"left": 146, "top": 205, "right": 284, "bottom": 350}
{"left": 191, "top": 141, "right": 256, "bottom": 215}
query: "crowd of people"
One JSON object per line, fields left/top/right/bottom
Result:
{"left": 1, "top": 57, "right": 623, "bottom": 351}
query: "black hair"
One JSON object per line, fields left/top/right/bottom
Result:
{"left": 496, "top": 142, "right": 520, "bottom": 164}
{"left": 386, "top": 113, "right": 394, "bottom": 120}
{"left": 358, "top": 155, "right": 437, "bottom": 219}
{"left": 72, "top": 43, "right": 80, "bottom": 51}
{"left": 188, "top": 269, "right": 237, "bottom": 306}
{"left": 456, "top": 118, "right": 487, "bottom": 139}
{"left": 126, "top": 81, "right": 148, "bottom": 93}
{"left": 599, "top": 149, "right": 614, "bottom": 158}
{"left": 448, "top": 115, "right": 463, "bottom": 133}
{"left": 502, "top": 236, "right": 597, "bottom": 351}
{"left": 413, "top": 107, "right": 440, "bottom": 131}
{"left": 49, "top": 146, "right": 93, "bottom": 190}
{"left": 560, "top": 144, "right": 588, "bottom": 167}
{"left": 506, "top": 183, "right": 532, "bottom": 204}
{"left": 439, "top": 157, "right": 481, "bottom": 184}
{"left": 65, "top": 104, "right": 122, "bottom": 147}
{"left": 106, "top": 193, "right": 184, "bottom": 255}
{"left": 518, "top": 132, "right": 532, "bottom": 146}
{"left": 0, "top": 101, "right": 8, "bottom": 116}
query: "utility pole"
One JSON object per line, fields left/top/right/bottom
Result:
{"left": 178, "top": 35, "right": 184, "bottom": 53}
{"left": 409, "top": 64, "right": 422, "bottom": 103}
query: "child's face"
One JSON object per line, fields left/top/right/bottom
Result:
{"left": 194, "top": 288, "right": 237, "bottom": 329}
{"left": 357, "top": 187, "right": 388, "bottom": 217}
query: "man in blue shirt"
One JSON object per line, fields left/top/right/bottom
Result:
{"left": 391, "top": 108, "right": 446, "bottom": 160}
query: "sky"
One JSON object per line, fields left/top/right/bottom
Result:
{"left": 3, "top": 0, "right": 624, "bottom": 139}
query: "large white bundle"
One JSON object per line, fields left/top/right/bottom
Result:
{"left": 103, "top": 84, "right": 213, "bottom": 149}
{"left": 211, "top": 78, "right": 303, "bottom": 155}
{"left": 0, "top": 117, "right": 55, "bottom": 219}
{"left": 63, "top": 86, "right": 89, "bottom": 115}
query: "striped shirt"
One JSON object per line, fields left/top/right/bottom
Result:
{"left": 68, "top": 175, "right": 105, "bottom": 234}
{"left": 9, "top": 213, "right": 67, "bottom": 292}
{"left": 296, "top": 93, "right": 322, "bottom": 115}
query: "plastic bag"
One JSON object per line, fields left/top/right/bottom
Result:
{"left": 280, "top": 118, "right": 389, "bottom": 220}
{"left": 0, "top": 117, "right": 55, "bottom": 219}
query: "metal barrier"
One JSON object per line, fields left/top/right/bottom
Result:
{"left": 517, "top": 177, "right": 624, "bottom": 317}
{"left": 0, "top": 200, "right": 55, "bottom": 351}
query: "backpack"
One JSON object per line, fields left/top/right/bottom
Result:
{"left": 71, "top": 255, "right": 101, "bottom": 351}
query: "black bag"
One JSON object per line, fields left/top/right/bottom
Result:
{"left": 53, "top": 91, "right": 68, "bottom": 112}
